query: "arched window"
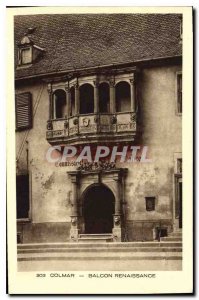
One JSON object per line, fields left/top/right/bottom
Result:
{"left": 99, "top": 82, "right": 110, "bottom": 113}
{"left": 70, "top": 86, "right": 75, "bottom": 116}
{"left": 115, "top": 81, "right": 131, "bottom": 112}
{"left": 53, "top": 89, "right": 66, "bottom": 119}
{"left": 79, "top": 84, "right": 94, "bottom": 114}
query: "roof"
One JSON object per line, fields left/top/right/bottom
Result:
{"left": 14, "top": 14, "right": 182, "bottom": 79}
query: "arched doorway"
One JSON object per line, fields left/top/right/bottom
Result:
{"left": 83, "top": 184, "right": 115, "bottom": 234}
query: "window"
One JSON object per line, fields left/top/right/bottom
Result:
{"left": 177, "top": 158, "right": 182, "bottom": 174}
{"left": 115, "top": 81, "right": 131, "bottom": 112}
{"left": 21, "top": 47, "right": 32, "bottom": 64}
{"left": 79, "top": 84, "right": 94, "bottom": 114}
{"left": 53, "top": 89, "right": 66, "bottom": 119}
{"left": 15, "top": 92, "right": 32, "bottom": 130}
{"left": 175, "top": 157, "right": 182, "bottom": 229}
{"left": 99, "top": 82, "right": 110, "bottom": 113}
{"left": 145, "top": 197, "right": 155, "bottom": 211}
{"left": 70, "top": 86, "right": 75, "bottom": 116}
{"left": 16, "top": 174, "right": 29, "bottom": 219}
{"left": 177, "top": 73, "right": 182, "bottom": 114}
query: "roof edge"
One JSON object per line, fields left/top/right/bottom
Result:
{"left": 15, "top": 55, "right": 182, "bottom": 83}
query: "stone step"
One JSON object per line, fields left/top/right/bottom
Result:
{"left": 18, "top": 258, "right": 182, "bottom": 271}
{"left": 17, "top": 241, "right": 182, "bottom": 250}
{"left": 161, "top": 237, "right": 182, "bottom": 242}
{"left": 77, "top": 238, "right": 113, "bottom": 242}
{"left": 78, "top": 234, "right": 114, "bottom": 242}
{"left": 18, "top": 246, "right": 182, "bottom": 254}
{"left": 79, "top": 234, "right": 113, "bottom": 238}
{"left": 17, "top": 241, "right": 182, "bottom": 271}
{"left": 18, "top": 251, "right": 182, "bottom": 261}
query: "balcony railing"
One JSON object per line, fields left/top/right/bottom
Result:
{"left": 46, "top": 112, "right": 138, "bottom": 145}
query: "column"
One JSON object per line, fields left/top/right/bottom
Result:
{"left": 69, "top": 173, "right": 79, "bottom": 242}
{"left": 47, "top": 83, "right": 53, "bottom": 119}
{"left": 94, "top": 81, "right": 99, "bottom": 113}
{"left": 109, "top": 79, "right": 116, "bottom": 113}
{"left": 71, "top": 176, "right": 78, "bottom": 216}
{"left": 114, "top": 179, "right": 121, "bottom": 215}
{"left": 112, "top": 173, "right": 122, "bottom": 242}
{"left": 130, "top": 75, "right": 136, "bottom": 112}
{"left": 75, "top": 82, "right": 79, "bottom": 115}
{"left": 53, "top": 94, "right": 56, "bottom": 119}
{"left": 65, "top": 85, "right": 71, "bottom": 118}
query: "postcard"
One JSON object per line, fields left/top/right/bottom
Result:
{"left": 7, "top": 6, "right": 193, "bottom": 294}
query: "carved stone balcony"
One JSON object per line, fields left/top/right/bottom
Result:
{"left": 46, "top": 112, "right": 139, "bottom": 145}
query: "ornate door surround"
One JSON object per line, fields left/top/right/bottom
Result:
{"left": 68, "top": 167, "right": 128, "bottom": 242}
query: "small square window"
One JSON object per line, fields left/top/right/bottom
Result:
{"left": 145, "top": 197, "right": 155, "bottom": 211}
{"left": 177, "top": 158, "right": 182, "bottom": 174}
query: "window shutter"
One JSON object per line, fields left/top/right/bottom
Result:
{"left": 16, "top": 92, "right": 32, "bottom": 130}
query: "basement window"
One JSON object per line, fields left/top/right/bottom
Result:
{"left": 145, "top": 197, "right": 155, "bottom": 211}
{"left": 156, "top": 228, "right": 167, "bottom": 240}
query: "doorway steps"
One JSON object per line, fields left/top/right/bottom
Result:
{"left": 17, "top": 240, "right": 182, "bottom": 271}
{"left": 78, "top": 233, "right": 114, "bottom": 242}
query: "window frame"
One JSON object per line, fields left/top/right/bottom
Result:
{"left": 18, "top": 46, "right": 33, "bottom": 66}
{"left": 145, "top": 196, "right": 156, "bottom": 212}
{"left": 176, "top": 71, "right": 182, "bottom": 116}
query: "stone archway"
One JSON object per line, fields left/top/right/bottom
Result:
{"left": 68, "top": 168, "right": 128, "bottom": 242}
{"left": 83, "top": 184, "right": 115, "bottom": 234}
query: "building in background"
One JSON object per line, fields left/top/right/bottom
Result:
{"left": 15, "top": 14, "right": 182, "bottom": 244}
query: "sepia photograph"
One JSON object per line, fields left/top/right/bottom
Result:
{"left": 7, "top": 6, "right": 193, "bottom": 294}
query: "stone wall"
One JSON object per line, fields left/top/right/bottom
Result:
{"left": 16, "top": 64, "right": 182, "bottom": 242}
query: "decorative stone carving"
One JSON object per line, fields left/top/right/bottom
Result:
{"left": 130, "top": 113, "right": 136, "bottom": 122}
{"left": 114, "top": 215, "right": 121, "bottom": 226}
{"left": 109, "top": 78, "right": 115, "bottom": 87}
{"left": 111, "top": 115, "right": 117, "bottom": 124}
{"left": 71, "top": 216, "right": 78, "bottom": 226}
{"left": 64, "top": 120, "right": 69, "bottom": 129}
{"left": 77, "top": 161, "right": 116, "bottom": 171}
{"left": 93, "top": 80, "right": 99, "bottom": 88}
{"left": 82, "top": 117, "right": 90, "bottom": 127}
{"left": 73, "top": 118, "right": 78, "bottom": 125}
{"left": 47, "top": 120, "right": 53, "bottom": 130}
{"left": 94, "top": 116, "right": 99, "bottom": 123}
{"left": 47, "top": 83, "right": 52, "bottom": 94}
{"left": 130, "top": 77, "right": 135, "bottom": 85}
{"left": 75, "top": 82, "right": 79, "bottom": 90}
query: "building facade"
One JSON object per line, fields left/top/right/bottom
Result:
{"left": 15, "top": 14, "right": 182, "bottom": 244}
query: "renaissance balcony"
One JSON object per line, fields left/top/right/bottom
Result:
{"left": 46, "top": 73, "right": 140, "bottom": 145}
{"left": 46, "top": 112, "right": 138, "bottom": 145}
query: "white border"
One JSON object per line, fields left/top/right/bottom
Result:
{"left": 1, "top": 1, "right": 197, "bottom": 299}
